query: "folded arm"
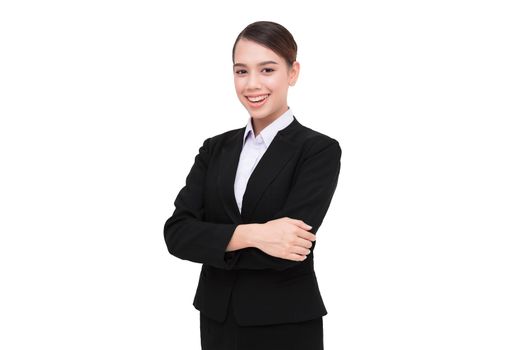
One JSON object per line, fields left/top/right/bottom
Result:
{"left": 224, "top": 139, "right": 342, "bottom": 271}
{"left": 164, "top": 136, "right": 342, "bottom": 271}
{"left": 163, "top": 137, "right": 240, "bottom": 269}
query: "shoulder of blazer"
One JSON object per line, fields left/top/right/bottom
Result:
{"left": 296, "top": 125, "right": 341, "bottom": 157}
{"left": 191, "top": 126, "right": 244, "bottom": 162}
{"left": 281, "top": 120, "right": 342, "bottom": 163}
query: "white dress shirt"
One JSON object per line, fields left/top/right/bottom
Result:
{"left": 234, "top": 107, "right": 295, "bottom": 214}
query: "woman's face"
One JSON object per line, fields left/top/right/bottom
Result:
{"left": 233, "top": 38, "right": 299, "bottom": 122}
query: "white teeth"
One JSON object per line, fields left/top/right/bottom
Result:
{"left": 247, "top": 94, "right": 269, "bottom": 102}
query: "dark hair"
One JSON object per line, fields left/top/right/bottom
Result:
{"left": 232, "top": 21, "right": 298, "bottom": 69}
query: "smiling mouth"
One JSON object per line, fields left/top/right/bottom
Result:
{"left": 246, "top": 94, "right": 270, "bottom": 103}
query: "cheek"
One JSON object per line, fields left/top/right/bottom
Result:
{"left": 266, "top": 75, "right": 287, "bottom": 90}
{"left": 233, "top": 80, "right": 243, "bottom": 94}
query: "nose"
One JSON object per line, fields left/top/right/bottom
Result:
{"left": 246, "top": 72, "right": 262, "bottom": 90}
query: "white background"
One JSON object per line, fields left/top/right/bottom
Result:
{"left": 1, "top": 0, "right": 524, "bottom": 349}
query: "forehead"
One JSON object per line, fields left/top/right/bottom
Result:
{"left": 233, "top": 39, "right": 284, "bottom": 66}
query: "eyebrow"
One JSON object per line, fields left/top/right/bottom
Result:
{"left": 233, "top": 60, "right": 279, "bottom": 68}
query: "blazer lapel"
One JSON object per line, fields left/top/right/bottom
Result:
{"left": 217, "top": 116, "right": 301, "bottom": 224}
{"left": 241, "top": 128, "right": 298, "bottom": 221}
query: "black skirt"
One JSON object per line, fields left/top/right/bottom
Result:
{"left": 200, "top": 298, "right": 324, "bottom": 350}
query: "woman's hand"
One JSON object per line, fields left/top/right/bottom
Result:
{"left": 251, "top": 217, "right": 316, "bottom": 261}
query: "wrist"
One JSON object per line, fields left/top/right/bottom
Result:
{"left": 227, "top": 223, "right": 261, "bottom": 251}
{"left": 243, "top": 223, "right": 262, "bottom": 249}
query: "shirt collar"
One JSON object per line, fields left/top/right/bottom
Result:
{"left": 243, "top": 107, "right": 294, "bottom": 147}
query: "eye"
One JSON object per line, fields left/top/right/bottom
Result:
{"left": 262, "top": 68, "right": 274, "bottom": 73}
{"left": 235, "top": 69, "right": 247, "bottom": 75}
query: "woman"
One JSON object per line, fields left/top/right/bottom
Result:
{"left": 164, "top": 20, "right": 342, "bottom": 350}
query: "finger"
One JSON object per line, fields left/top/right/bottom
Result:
{"left": 292, "top": 246, "right": 311, "bottom": 256}
{"left": 297, "top": 229, "right": 316, "bottom": 242}
{"left": 287, "top": 253, "right": 308, "bottom": 261}
{"left": 293, "top": 236, "right": 313, "bottom": 248}
{"left": 295, "top": 238, "right": 313, "bottom": 249}
{"left": 288, "top": 218, "right": 312, "bottom": 230}
{"left": 300, "top": 221, "right": 313, "bottom": 230}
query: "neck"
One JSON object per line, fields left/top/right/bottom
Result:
{"left": 251, "top": 105, "right": 288, "bottom": 137}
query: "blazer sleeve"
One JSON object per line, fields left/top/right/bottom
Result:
{"left": 163, "top": 137, "right": 240, "bottom": 269}
{"left": 223, "top": 138, "right": 342, "bottom": 271}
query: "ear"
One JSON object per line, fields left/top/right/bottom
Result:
{"left": 289, "top": 61, "right": 300, "bottom": 86}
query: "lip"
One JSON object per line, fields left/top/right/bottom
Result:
{"left": 245, "top": 93, "right": 270, "bottom": 109}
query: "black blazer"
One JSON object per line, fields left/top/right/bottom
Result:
{"left": 164, "top": 116, "right": 342, "bottom": 326}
